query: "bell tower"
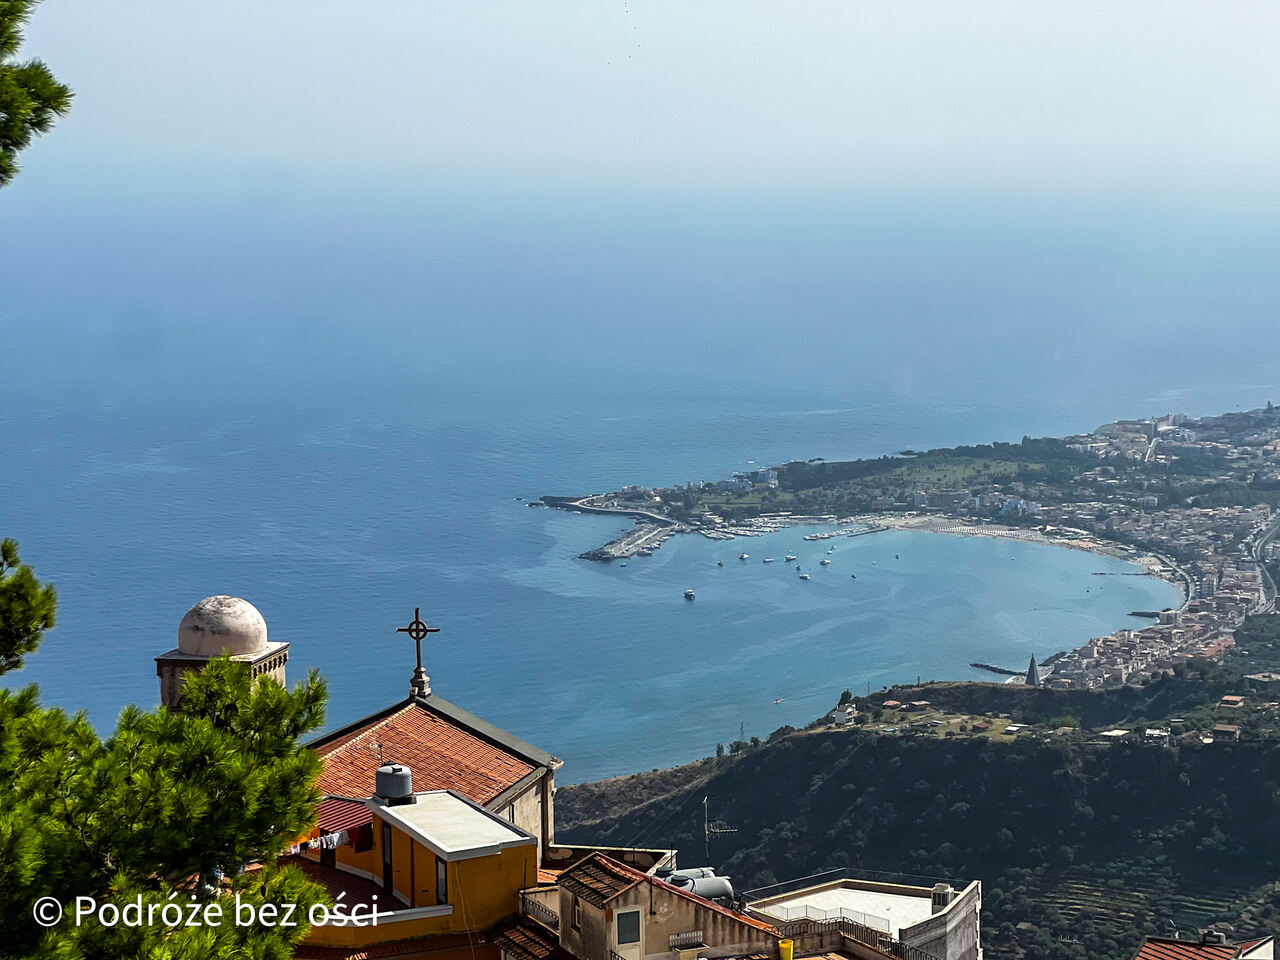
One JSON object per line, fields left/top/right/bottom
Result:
{"left": 155, "top": 595, "right": 289, "bottom": 708}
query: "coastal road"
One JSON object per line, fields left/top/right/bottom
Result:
{"left": 1250, "top": 512, "right": 1280, "bottom": 613}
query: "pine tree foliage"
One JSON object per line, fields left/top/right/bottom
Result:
{"left": 0, "top": 538, "right": 57, "bottom": 674}
{"left": 0, "top": 551, "right": 332, "bottom": 958}
{"left": 0, "top": 0, "right": 72, "bottom": 186}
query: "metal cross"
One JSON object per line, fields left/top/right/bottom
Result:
{"left": 396, "top": 607, "right": 439, "bottom": 674}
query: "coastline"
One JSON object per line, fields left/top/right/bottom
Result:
{"left": 864, "top": 513, "right": 1192, "bottom": 607}
{"left": 550, "top": 495, "right": 1192, "bottom": 609}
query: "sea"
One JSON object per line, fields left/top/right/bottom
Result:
{"left": 2, "top": 181, "right": 1273, "bottom": 782}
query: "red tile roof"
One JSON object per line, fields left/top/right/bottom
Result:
{"left": 491, "top": 916, "right": 575, "bottom": 960}
{"left": 1133, "top": 937, "right": 1260, "bottom": 960}
{"left": 293, "top": 933, "right": 486, "bottom": 959}
{"left": 317, "top": 796, "right": 374, "bottom": 834}
{"left": 558, "top": 853, "right": 643, "bottom": 907}
{"left": 279, "top": 855, "right": 387, "bottom": 910}
{"left": 558, "top": 853, "right": 779, "bottom": 937}
{"left": 313, "top": 701, "right": 537, "bottom": 805}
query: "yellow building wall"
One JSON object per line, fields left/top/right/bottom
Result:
{"left": 414, "top": 840, "right": 438, "bottom": 906}
{"left": 447, "top": 844, "right": 536, "bottom": 931}
{"left": 334, "top": 838, "right": 379, "bottom": 879}
{"left": 306, "top": 814, "right": 535, "bottom": 951}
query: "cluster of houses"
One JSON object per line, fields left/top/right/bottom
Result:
{"left": 1041, "top": 580, "right": 1262, "bottom": 690}
{"left": 158, "top": 596, "right": 984, "bottom": 960}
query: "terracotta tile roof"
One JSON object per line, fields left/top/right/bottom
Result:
{"left": 279, "top": 855, "right": 386, "bottom": 910}
{"left": 558, "top": 854, "right": 779, "bottom": 937}
{"left": 312, "top": 700, "right": 537, "bottom": 805}
{"left": 293, "top": 933, "right": 486, "bottom": 959}
{"left": 491, "top": 916, "right": 574, "bottom": 960}
{"left": 1133, "top": 937, "right": 1255, "bottom": 960}
{"left": 559, "top": 853, "right": 643, "bottom": 907}
{"left": 537, "top": 869, "right": 561, "bottom": 884}
{"left": 317, "top": 796, "right": 374, "bottom": 834}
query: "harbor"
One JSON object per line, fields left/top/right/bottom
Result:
{"left": 544, "top": 495, "right": 892, "bottom": 563}
{"left": 577, "top": 522, "right": 687, "bottom": 561}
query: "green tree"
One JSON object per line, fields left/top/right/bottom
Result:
{"left": 1, "top": 0, "right": 73, "bottom": 186}
{"left": 0, "top": 553, "right": 331, "bottom": 958}
{"left": 0, "top": 539, "right": 57, "bottom": 674}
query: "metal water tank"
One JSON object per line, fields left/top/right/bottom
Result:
{"left": 670, "top": 867, "right": 718, "bottom": 882}
{"left": 688, "top": 876, "right": 734, "bottom": 902}
{"left": 375, "top": 763, "right": 413, "bottom": 804}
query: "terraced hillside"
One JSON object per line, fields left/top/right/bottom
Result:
{"left": 558, "top": 722, "right": 1280, "bottom": 960}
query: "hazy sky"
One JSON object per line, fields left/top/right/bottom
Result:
{"left": 6, "top": 0, "right": 1280, "bottom": 414}
{"left": 14, "top": 1, "right": 1280, "bottom": 200}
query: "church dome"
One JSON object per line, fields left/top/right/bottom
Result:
{"left": 177, "top": 596, "right": 268, "bottom": 657}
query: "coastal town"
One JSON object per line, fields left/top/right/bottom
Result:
{"left": 543, "top": 404, "right": 1280, "bottom": 690}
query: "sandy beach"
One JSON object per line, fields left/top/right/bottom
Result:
{"left": 862, "top": 513, "right": 1191, "bottom": 605}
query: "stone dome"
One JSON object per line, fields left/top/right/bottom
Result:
{"left": 177, "top": 596, "right": 269, "bottom": 657}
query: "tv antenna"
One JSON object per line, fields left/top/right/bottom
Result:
{"left": 703, "top": 795, "right": 737, "bottom": 864}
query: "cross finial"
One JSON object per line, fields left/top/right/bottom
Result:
{"left": 396, "top": 607, "right": 440, "bottom": 698}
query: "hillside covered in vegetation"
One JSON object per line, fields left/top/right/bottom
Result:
{"left": 558, "top": 661, "right": 1280, "bottom": 960}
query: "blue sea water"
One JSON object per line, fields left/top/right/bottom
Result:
{"left": 0, "top": 185, "right": 1270, "bottom": 782}
{"left": 0, "top": 379, "right": 1183, "bottom": 783}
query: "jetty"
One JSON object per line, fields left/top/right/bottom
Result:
{"left": 970, "top": 662, "right": 1022, "bottom": 677}
{"left": 578, "top": 522, "right": 685, "bottom": 562}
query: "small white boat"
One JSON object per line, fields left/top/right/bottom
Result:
{"left": 784, "top": 554, "right": 797, "bottom": 562}
{"left": 827, "top": 547, "right": 835, "bottom": 554}
{"left": 820, "top": 558, "right": 831, "bottom": 565}
{"left": 684, "top": 589, "right": 695, "bottom": 600}
{"left": 739, "top": 553, "right": 750, "bottom": 560}
{"left": 717, "top": 559, "right": 724, "bottom": 567}
{"left": 799, "top": 573, "right": 811, "bottom": 580}
{"left": 763, "top": 557, "right": 775, "bottom": 563}
{"left": 620, "top": 562, "right": 628, "bottom": 567}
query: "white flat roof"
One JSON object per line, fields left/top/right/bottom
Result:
{"left": 369, "top": 790, "right": 536, "bottom": 862}
{"left": 755, "top": 886, "right": 933, "bottom": 936}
